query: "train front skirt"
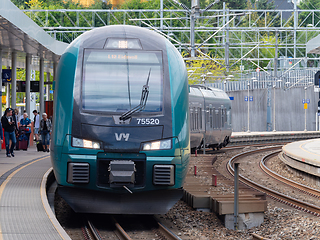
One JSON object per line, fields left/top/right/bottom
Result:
{"left": 57, "top": 187, "right": 183, "bottom": 214}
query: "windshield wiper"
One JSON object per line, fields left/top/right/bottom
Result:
{"left": 120, "top": 69, "right": 151, "bottom": 121}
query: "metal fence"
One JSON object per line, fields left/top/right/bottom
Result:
{"left": 207, "top": 68, "right": 318, "bottom": 91}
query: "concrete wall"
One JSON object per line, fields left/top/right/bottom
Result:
{"left": 228, "top": 86, "right": 319, "bottom": 132}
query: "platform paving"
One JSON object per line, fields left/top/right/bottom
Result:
{"left": 282, "top": 138, "right": 320, "bottom": 166}
{"left": 231, "top": 131, "right": 320, "bottom": 145}
{"left": 0, "top": 146, "right": 70, "bottom": 240}
{"left": 281, "top": 138, "right": 320, "bottom": 179}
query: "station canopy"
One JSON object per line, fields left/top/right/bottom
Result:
{"left": 0, "top": 0, "right": 68, "bottom": 69}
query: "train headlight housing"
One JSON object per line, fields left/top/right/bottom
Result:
{"left": 72, "top": 137, "right": 101, "bottom": 149}
{"left": 142, "top": 139, "right": 172, "bottom": 151}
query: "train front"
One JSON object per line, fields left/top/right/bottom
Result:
{"left": 51, "top": 25, "right": 190, "bottom": 214}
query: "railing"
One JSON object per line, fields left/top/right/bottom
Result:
{"left": 206, "top": 68, "right": 318, "bottom": 91}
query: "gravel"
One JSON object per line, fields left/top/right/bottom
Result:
{"left": 55, "top": 147, "right": 320, "bottom": 239}
{"left": 158, "top": 148, "right": 320, "bottom": 240}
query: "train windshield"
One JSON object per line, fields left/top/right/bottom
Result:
{"left": 82, "top": 50, "right": 163, "bottom": 114}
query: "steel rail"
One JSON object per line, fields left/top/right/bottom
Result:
{"left": 113, "top": 217, "right": 132, "bottom": 240}
{"left": 227, "top": 146, "right": 320, "bottom": 216}
{"left": 261, "top": 151, "right": 320, "bottom": 198}
{"left": 87, "top": 220, "right": 103, "bottom": 240}
{"left": 157, "top": 221, "right": 182, "bottom": 240}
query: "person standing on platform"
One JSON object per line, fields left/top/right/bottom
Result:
{"left": 14, "top": 108, "right": 20, "bottom": 127}
{"left": 33, "top": 110, "right": 40, "bottom": 141}
{"left": 40, "top": 113, "right": 52, "bottom": 152}
{"left": 0, "top": 120, "right": 3, "bottom": 148}
{"left": 1, "top": 108, "right": 17, "bottom": 157}
{"left": 20, "top": 112, "right": 32, "bottom": 147}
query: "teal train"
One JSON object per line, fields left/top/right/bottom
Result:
{"left": 51, "top": 25, "right": 190, "bottom": 214}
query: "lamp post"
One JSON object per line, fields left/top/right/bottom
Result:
{"left": 247, "top": 81, "right": 250, "bottom": 133}
{"left": 273, "top": 79, "right": 282, "bottom": 132}
{"left": 304, "top": 86, "right": 307, "bottom": 132}
{"left": 246, "top": 77, "right": 256, "bottom": 133}
{"left": 273, "top": 84, "right": 276, "bottom": 132}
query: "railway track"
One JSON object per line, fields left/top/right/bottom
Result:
{"left": 227, "top": 146, "right": 320, "bottom": 217}
{"left": 82, "top": 215, "right": 182, "bottom": 240}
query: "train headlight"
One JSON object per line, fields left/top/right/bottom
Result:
{"left": 72, "top": 137, "right": 101, "bottom": 149}
{"left": 142, "top": 139, "right": 171, "bottom": 151}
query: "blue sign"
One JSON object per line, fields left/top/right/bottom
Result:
{"left": 249, "top": 96, "right": 253, "bottom": 101}
{"left": 306, "top": 99, "right": 310, "bottom": 104}
{"left": 244, "top": 96, "right": 248, "bottom": 102}
{"left": 50, "top": 90, "right": 54, "bottom": 94}
{"left": 2, "top": 69, "right": 12, "bottom": 83}
{"left": 302, "top": 99, "right": 305, "bottom": 104}
{"left": 229, "top": 97, "right": 234, "bottom": 100}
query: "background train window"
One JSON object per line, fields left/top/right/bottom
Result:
{"left": 218, "top": 107, "right": 222, "bottom": 128}
{"left": 210, "top": 108, "right": 214, "bottom": 129}
{"left": 214, "top": 108, "right": 219, "bottom": 129}
{"left": 227, "top": 107, "right": 231, "bottom": 125}
{"left": 199, "top": 108, "right": 202, "bottom": 130}
{"left": 194, "top": 108, "right": 198, "bottom": 130}
{"left": 221, "top": 108, "right": 225, "bottom": 128}
{"left": 190, "top": 108, "right": 194, "bottom": 131}
{"left": 82, "top": 49, "right": 163, "bottom": 113}
{"left": 206, "top": 107, "right": 209, "bottom": 124}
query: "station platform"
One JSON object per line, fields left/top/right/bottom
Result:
{"left": 281, "top": 138, "right": 320, "bottom": 178}
{"left": 230, "top": 131, "right": 320, "bottom": 145}
{"left": 0, "top": 146, "right": 70, "bottom": 240}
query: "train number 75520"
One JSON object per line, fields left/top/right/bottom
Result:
{"left": 137, "top": 118, "right": 160, "bottom": 125}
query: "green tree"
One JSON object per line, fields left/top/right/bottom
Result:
{"left": 185, "top": 53, "right": 226, "bottom": 85}
{"left": 299, "top": 0, "right": 320, "bottom": 9}
{"left": 215, "top": 0, "right": 247, "bottom": 10}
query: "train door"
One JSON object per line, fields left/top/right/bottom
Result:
{"left": 190, "top": 107, "right": 194, "bottom": 132}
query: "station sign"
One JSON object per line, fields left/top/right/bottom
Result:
{"left": 302, "top": 99, "right": 310, "bottom": 104}
{"left": 2, "top": 69, "right": 12, "bottom": 83}
{"left": 16, "top": 81, "right": 40, "bottom": 92}
{"left": 245, "top": 96, "right": 253, "bottom": 102}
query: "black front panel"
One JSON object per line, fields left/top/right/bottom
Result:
{"left": 81, "top": 124, "right": 163, "bottom": 152}
{"left": 97, "top": 152, "right": 146, "bottom": 188}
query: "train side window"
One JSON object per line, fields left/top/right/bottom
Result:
{"left": 221, "top": 108, "right": 225, "bottom": 128}
{"left": 224, "top": 107, "right": 227, "bottom": 127}
{"left": 194, "top": 108, "right": 198, "bottom": 130}
{"left": 227, "top": 107, "right": 231, "bottom": 125}
{"left": 193, "top": 107, "right": 196, "bottom": 130}
{"left": 199, "top": 108, "right": 202, "bottom": 130}
{"left": 218, "top": 107, "right": 222, "bottom": 128}
{"left": 210, "top": 108, "right": 214, "bottom": 129}
{"left": 189, "top": 108, "right": 193, "bottom": 131}
{"left": 214, "top": 108, "right": 218, "bottom": 129}
{"left": 206, "top": 107, "right": 209, "bottom": 124}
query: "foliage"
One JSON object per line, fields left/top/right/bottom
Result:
{"left": 185, "top": 53, "right": 226, "bottom": 85}
{"left": 216, "top": 0, "right": 247, "bottom": 10}
{"left": 15, "top": 0, "right": 111, "bottom": 9}
{"left": 298, "top": 0, "right": 320, "bottom": 9}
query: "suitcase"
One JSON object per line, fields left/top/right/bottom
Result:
{"left": 36, "top": 141, "right": 44, "bottom": 152}
{"left": 19, "top": 139, "right": 28, "bottom": 150}
{"left": 15, "top": 140, "right": 20, "bottom": 150}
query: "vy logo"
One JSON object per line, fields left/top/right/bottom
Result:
{"left": 115, "top": 133, "right": 130, "bottom": 141}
